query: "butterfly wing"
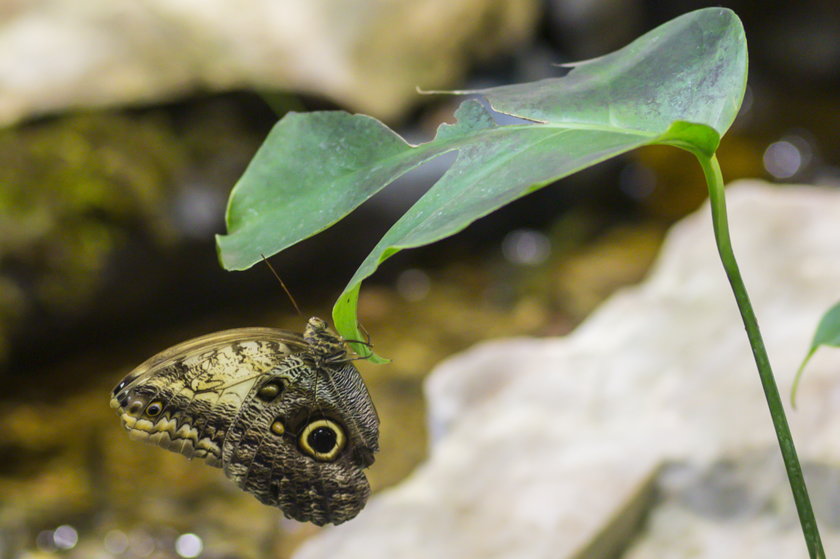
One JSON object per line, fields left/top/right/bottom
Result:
{"left": 111, "top": 328, "right": 307, "bottom": 467}
{"left": 111, "top": 320, "right": 381, "bottom": 525}
{"left": 221, "top": 357, "right": 380, "bottom": 525}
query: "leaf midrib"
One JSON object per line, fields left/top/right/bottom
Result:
{"left": 351, "top": 123, "right": 652, "bottom": 281}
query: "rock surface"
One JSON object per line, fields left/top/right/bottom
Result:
{"left": 0, "top": 0, "right": 538, "bottom": 125}
{"left": 294, "top": 181, "right": 840, "bottom": 559}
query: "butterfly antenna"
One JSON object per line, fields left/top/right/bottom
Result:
{"left": 260, "top": 254, "right": 302, "bottom": 317}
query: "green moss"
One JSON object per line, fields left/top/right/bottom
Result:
{"left": 0, "top": 111, "right": 194, "bottom": 355}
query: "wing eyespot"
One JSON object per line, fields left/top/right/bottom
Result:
{"left": 270, "top": 418, "right": 285, "bottom": 436}
{"left": 299, "top": 419, "right": 346, "bottom": 462}
{"left": 145, "top": 401, "right": 164, "bottom": 417}
{"left": 257, "top": 380, "right": 285, "bottom": 402}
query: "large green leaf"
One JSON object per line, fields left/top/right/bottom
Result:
{"left": 791, "top": 301, "right": 840, "bottom": 407}
{"left": 216, "top": 7, "right": 747, "bottom": 357}
{"left": 456, "top": 9, "right": 745, "bottom": 139}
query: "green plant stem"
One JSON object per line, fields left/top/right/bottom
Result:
{"left": 699, "top": 153, "right": 825, "bottom": 559}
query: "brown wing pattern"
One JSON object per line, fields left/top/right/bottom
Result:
{"left": 111, "top": 318, "right": 380, "bottom": 525}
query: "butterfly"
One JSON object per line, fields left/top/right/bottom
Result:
{"left": 110, "top": 317, "right": 379, "bottom": 525}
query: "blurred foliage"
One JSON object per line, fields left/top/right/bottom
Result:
{"left": 0, "top": 113, "right": 186, "bottom": 356}
{"left": 0, "top": 106, "right": 261, "bottom": 363}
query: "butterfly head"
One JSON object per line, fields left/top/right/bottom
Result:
{"left": 303, "top": 317, "right": 348, "bottom": 363}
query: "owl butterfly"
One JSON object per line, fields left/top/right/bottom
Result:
{"left": 110, "top": 317, "right": 379, "bottom": 525}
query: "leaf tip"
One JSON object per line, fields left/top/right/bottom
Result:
{"left": 367, "top": 353, "right": 391, "bottom": 365}
{"left": 215, "top": 233, "right": 239, "bottom": 271}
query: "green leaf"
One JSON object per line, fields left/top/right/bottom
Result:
{"left": 792, "top": 301, "right": 840, "bottom": 408}
{"left": 457, "top": 8, "right": 746, "bottom": 139}
{"left": 656, "top": 121, "right": 722, "bottom": 158}
{"left": 217, "top": 112, "right": 420, "bottom": 271}
{"left": 216, "top": 7, "right": 747, "bottom": 356}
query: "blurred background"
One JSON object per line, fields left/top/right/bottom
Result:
{"left": 0, "top": 0, "right": 838, "bottom": 557}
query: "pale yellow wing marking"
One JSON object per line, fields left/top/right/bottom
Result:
{"left": 124, "top": 328, "right": 305, "bottom": 460}
{"left": 125, "top": 328, "right": 306, "bottom": 391}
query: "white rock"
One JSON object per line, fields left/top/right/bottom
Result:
{"left": 0, "top": 0, "right": 538, "bottom": 125}
{"left": 295, "top": 181, "right": 840, "bottom": 559}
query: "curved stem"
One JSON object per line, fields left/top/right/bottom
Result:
{"left": 699, "top": 154, "right": 825, "bottom": 559}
